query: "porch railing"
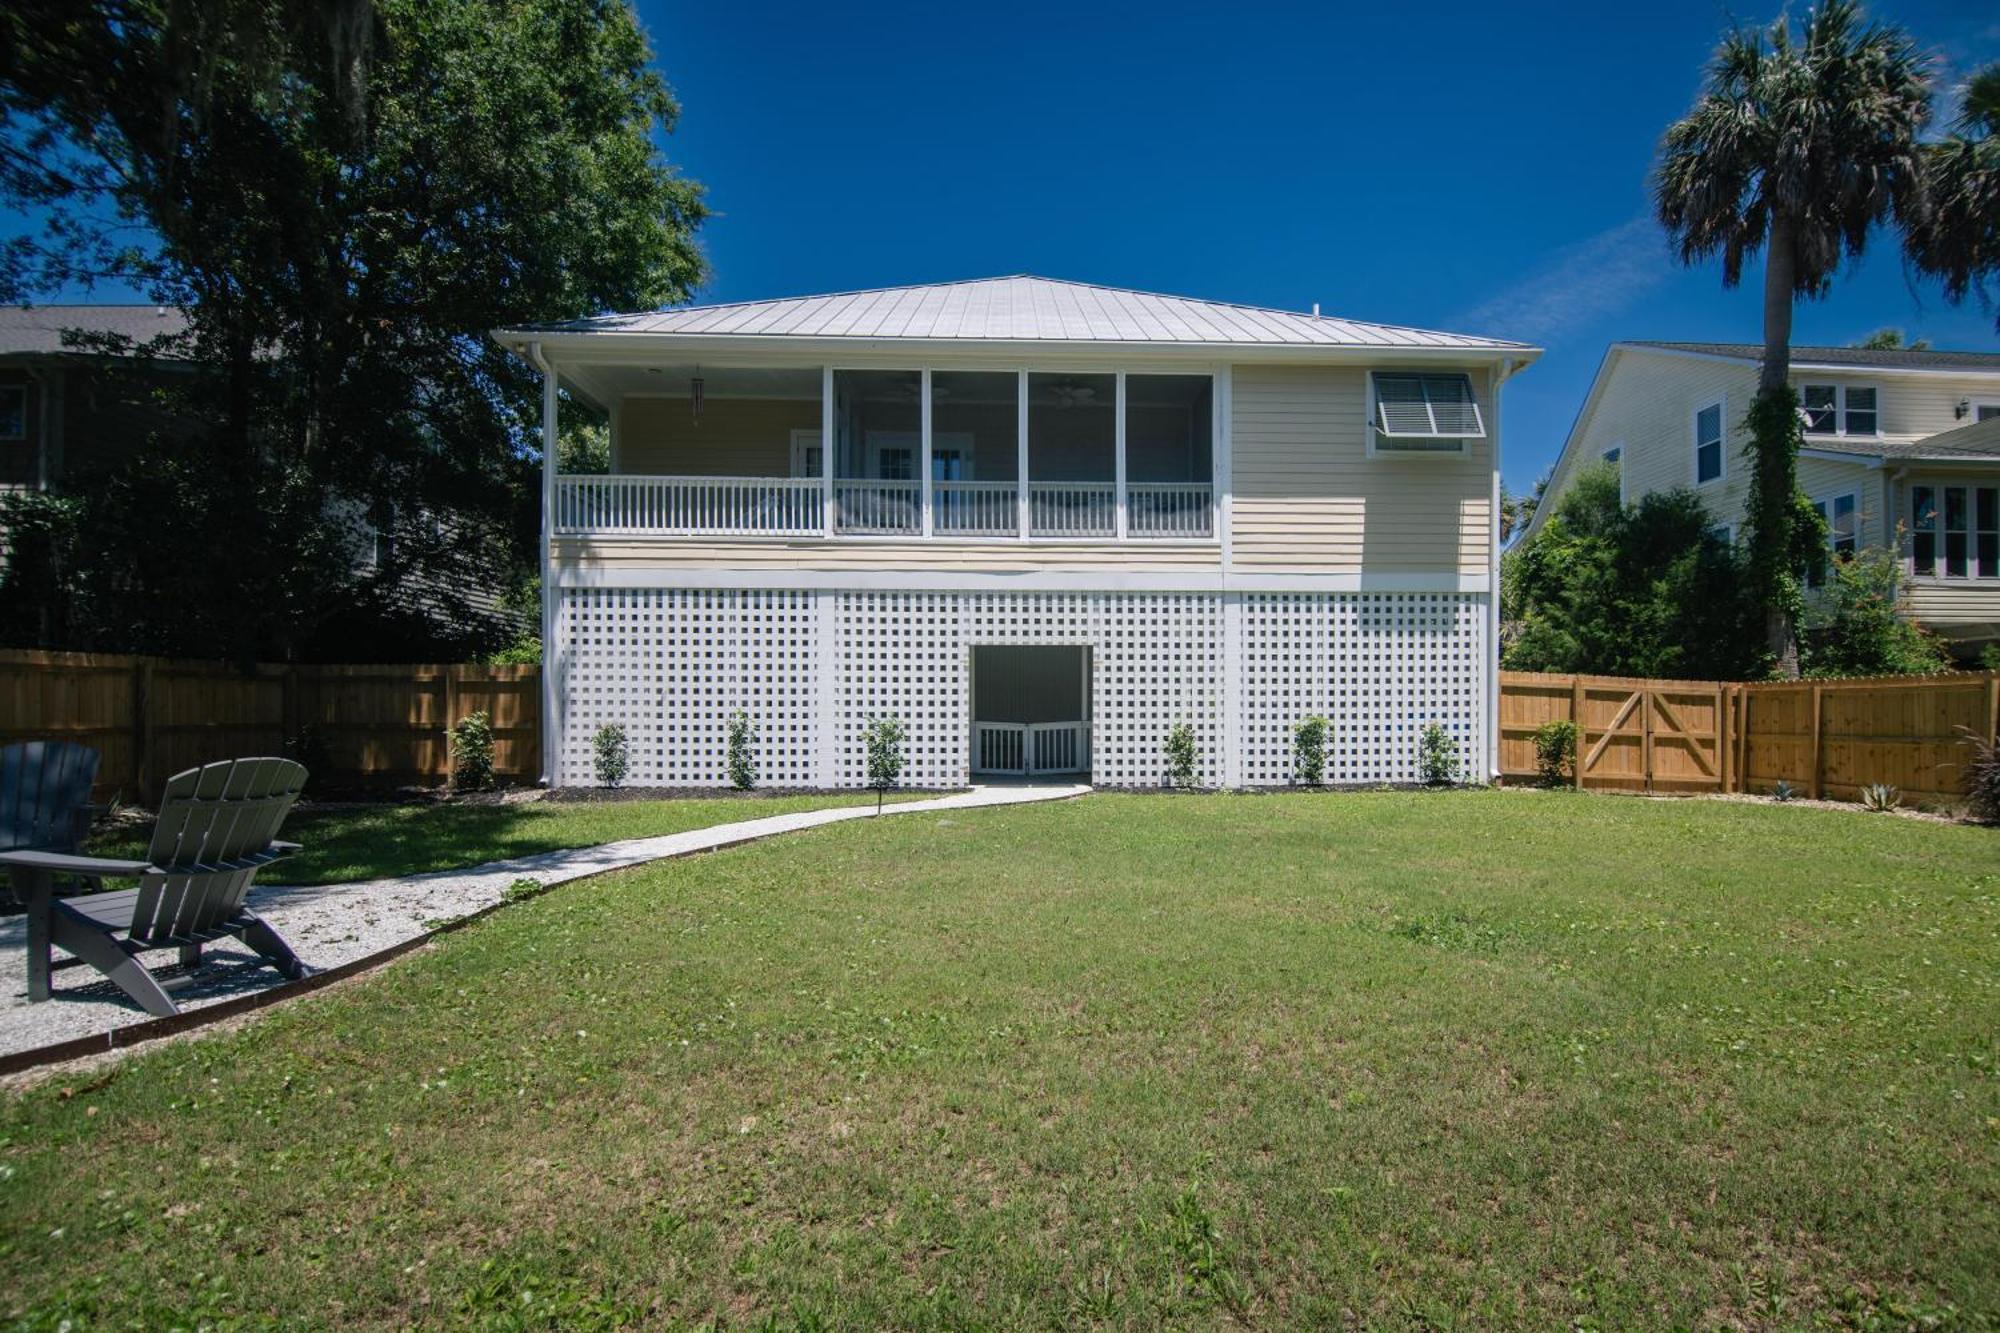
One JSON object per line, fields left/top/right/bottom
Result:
{"left": 554, "top": 475, "right": 1213, "bottom": 541}
{"left": 934, "top": 481, "right": 1019, "bottom": 536}
{"left": 1129, "top": 482, "right": 1214, "bottom": 538}
{"left": 834, "top": 479, "right": 921, "bottom": 535}
{"left": 553, "top": 475, "right": 823, "bottom": 536}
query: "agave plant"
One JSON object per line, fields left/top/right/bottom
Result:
{"left": 1771, "top": 780, "right": 1798, "bottom": 803}
{"left": 1858, "top": 782, "right": 1901, "bottom": 812}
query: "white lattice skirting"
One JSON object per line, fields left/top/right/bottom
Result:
{"left": 553, "top": 589, "right": 1488, "bottom": 788}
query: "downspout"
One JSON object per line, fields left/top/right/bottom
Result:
{"left": 526, "top": 341, "right": 558, "bottom": 787}
{"left": 1488, "top": 356, "right": 1526, "bottom": 783}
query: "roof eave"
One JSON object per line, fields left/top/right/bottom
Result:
{"left": 490, "top": 328, "right": 1540, "bottom": 366}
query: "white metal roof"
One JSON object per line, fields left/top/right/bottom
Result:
{"left": 500, "top": 275, "right": 1534, "bottom": 353}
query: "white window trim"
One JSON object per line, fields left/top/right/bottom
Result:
{"left": 1364, "top": 372, "right": 1477, "bottom": 458}
{"left": 0, "top": 384, "right": 24, "bottom": 441}
{"left": 1692, "top": 395, "right": 1726, "bottom": 487}
{"left": 1973, "top": 401, "right": 2000, "bottom": 423}
{"left": 1817, "top": 488, "right": 1861, "bottom": 554}
{"left": 1799, "top": 382, "right": 1882, "bottom": 438}
{"left": 1908, "top": 481, "right": 2000, "bottom": 582}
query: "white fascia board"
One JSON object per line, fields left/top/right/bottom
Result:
{"left": 495, "top": 331, "right": 1541, "bottom": 371}
{"left": 552, "top": 565, "right": 1493, "bottom": 595}
{"left": 1615, "top": 343, "right": 2000, "bottom": 381}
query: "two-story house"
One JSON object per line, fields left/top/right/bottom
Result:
{"left": 1527, "top": 341, "right": 2000, "bottom": 658}
{"left": 496, "top": 276, "right": 1537, "bottom": 789}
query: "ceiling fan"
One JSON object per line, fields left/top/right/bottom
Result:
{"left": 1046, "top": 380, "right": 1097, "bottom": 408}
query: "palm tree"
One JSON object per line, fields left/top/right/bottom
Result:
{"left": 1654, "top": 0, "right": 1931, "bottom": 671}
{"left": 1908, "top": 62, "right": 2000, "bottom": 329}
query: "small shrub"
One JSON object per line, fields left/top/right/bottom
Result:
{"left": 592, "top": 723, "right": 629, "bottom": 789}
{"left": 1858, "top": 782, "right": 1901, "bottom": 812}
{"left": 864, "top": 717, "right": 906, "bottom": 812}
{"left": 1959, "top": 725, "right": 2000, "bottom": 823}
{"left": 726, "top": 711, "right": 757, "bottom": 790}
{"left": 1291, "top": 715, "right": 1329, "bottom": 786}
{"left": 1164, "top": 723, "right": 1198, "bottom": 790}
{"left": 502, "top": 877, "right": 546, "bottom": 904}
{"left": 1530, "top": 719, "right": 1578, "bottom": 786}
{"left": 449, "top": 710, "right": 495, "bottom": 792}
{"left": 1418, "top": 722, "right": 1460, "bottom": 787}
{"left": 1979, "top": 643, "right": 2000, "bottom": 671}
{"left": 1771, "top": 780, "right": 1798, "bottom": 802}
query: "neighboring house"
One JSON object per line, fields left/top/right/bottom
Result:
{"left": 0, "top": 304, "right": 190, "bottom": 493}
{"left": 0, "top": 302, "right": 517, "bottom": 647}
{"left": 1529, "top": 341, "right": 2000, "bottom": 658}
{"left": 496, "top": 275, "right": 1538, "bottom": 789}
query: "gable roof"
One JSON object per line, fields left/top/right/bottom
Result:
{"left": 1624, "top": 341, "right": 2000, "bottom": 372}
{"left": 499, "top": 275, "right": 1535, "bottom": 354}
{"left": 0, "top": 304, "right": 188, "bottom": 357}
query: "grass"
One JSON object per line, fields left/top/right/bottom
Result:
{"left": 6, "top": 790, "right": 1997, "bottom": 1328}
{"left": 84, "top": 791, "right": 914, "bottom": 886}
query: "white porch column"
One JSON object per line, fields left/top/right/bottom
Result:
{"left": 536, "top": 345, "right": 558, "bottom": 786}
{"left": 821, "top": 365, "right": 835, "bottom": 538}
{"left": 920, "top": 367, "right": 934, "bottom": 538}
{"left": 1017, "top": 368, "right": 1030, "bottom": 541}
{"left": 1114, "top": 372, "right": 1128, "bottom": 541}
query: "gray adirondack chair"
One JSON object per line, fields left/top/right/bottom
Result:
{"left": 0, "top": 741, "right": 101, "bottom": 857}
{"left": 0, "top": 757, "right": 313, "bottom": 1017}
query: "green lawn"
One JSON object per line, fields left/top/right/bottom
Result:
{"left": 8, "top": 791, "right": 1997, "bottom": 1328}
{"left": 85, "top": 792, "right": 911, "bottom": 886}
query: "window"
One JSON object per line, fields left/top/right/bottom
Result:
{"left": 1370, "top": 372, "right": 1483, "bottom": 454}
{"left": 1601, "top": 445, "right": 1621, "bottom": 464}
{"left": 1694, "top": 401, "right": 1724, "bottom": 484}
{"left": 1910, "top": 484, "right": 2000, "bottom": 579}
{"left": 1977, "top": 403, "right": 2000, "bottom": 423}
{"left": 1798, "top": 383, "right": 1879, "bottom": 436}
{"left": 1807, "top": 491, "right": 1858, "bottom": 586}
{"left": 0, "top": 384, "right": 24, "bottom": 440}
{"left": 1707, "top": 523, "right": 1734, "bottom": 546}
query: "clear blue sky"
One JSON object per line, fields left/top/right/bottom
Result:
{"left": 639, "top": 0, "right": 2000, "bottom": 493}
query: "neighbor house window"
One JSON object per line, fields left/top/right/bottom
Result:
{"left": 1694, "top": 401, "right": 1724, "bottom": 484}
{"left": 1911, "top": 484, "right": 2000, "bottom": 579}
{"left": 1799, "top": 383, "right": 1878, "bottom": 436}
{"left": 1977, "top": 403, "right": 2000, "bottom": 423}
{"left": 1370, "top": 372, "right": 1483, "bottom": 454}
{"left": 1707, "top": 523, "right": 1734, "bottom": 546}
{"left": 0, "top": 384, "right": 24, "bottom": 439}
{"left": 1807, "top": 491, "right": 1858, "bottom": 586}
{"left": 1601, "top": 445, "right": 1621, "bottom": 464}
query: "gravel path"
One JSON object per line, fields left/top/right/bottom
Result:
{"left": 0, "top": 783, "right": 1086, "bottom": 1060}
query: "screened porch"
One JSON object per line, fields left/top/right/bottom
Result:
{"left": 551, "top": 364, "right": 1215, "bottom": 541}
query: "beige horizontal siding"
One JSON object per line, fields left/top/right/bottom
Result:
{"left": 553, "top": 536, "right": 1220, "bottom": 574}
{"left": 1229, "top": 364, "right": 1491, "bottom": 575}
{"left": 1903, "top": 579, "right": 2000, "bottom": 627}
{"left": 616, "top": 397, "right": 816, "bottom": 476}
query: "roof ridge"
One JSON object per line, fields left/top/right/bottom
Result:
{"left": 575, "top": 275, "right": 1530, "bottom": 347}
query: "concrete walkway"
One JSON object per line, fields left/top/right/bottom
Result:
{"left": 0, "top": 783, "right": 1087, "bottom": 1061}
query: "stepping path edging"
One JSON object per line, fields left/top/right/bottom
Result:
{"left": 0, "top": 783, "right": 1088, "bottom": 1074}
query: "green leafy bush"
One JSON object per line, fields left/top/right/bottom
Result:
{"left": 1164, "top": 723, "right": 1198, "bottom": 790}
{"left": 592, "top": 723, "right": 629, "bottom": 789}
{"left": 449, "top": 710, "right": 495, "bottom": 792}
{"left": 726, "top": 712, "right": 757, "bottom": 790}
{"left": 1418, "top": 723, "right": 1460, "bottom": 787}
{"left": 1979, "top": 643, "right": 2000, "bottom": 671}
{"left": 1799, "top": 546, "right": 1954, "bottom": 678}
{"left": 1530, "top": 719, "right": 1578, "bottom": 786}
{"left": 1291, "top": 715, "right": 1329, "bottom": 786}
{"left": 864, "top": 717, "right": 906, "bottom": 811}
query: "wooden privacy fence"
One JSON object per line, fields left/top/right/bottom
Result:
{"left": 0, "top": 651, "right": 540, "bottom": 802}
{"left": 1500, "top": 670, "right": 2000, "bottom": 802}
